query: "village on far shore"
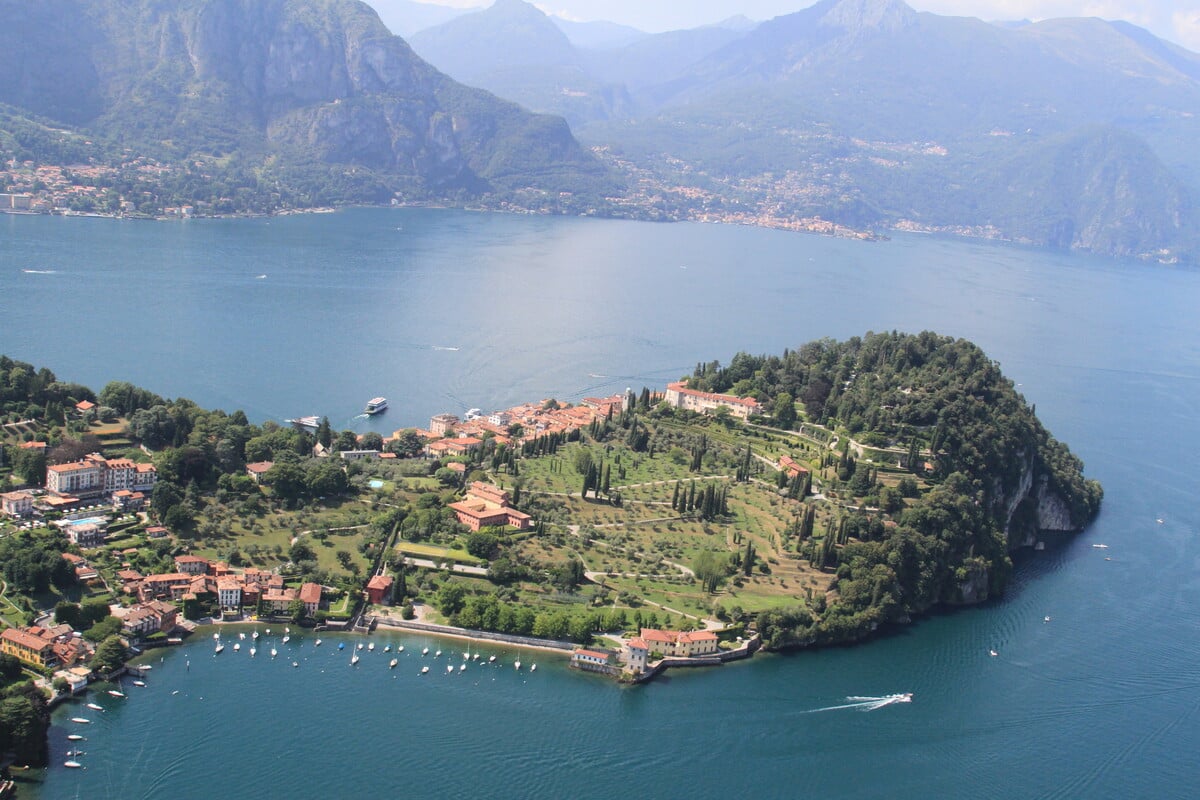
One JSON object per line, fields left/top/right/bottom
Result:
{"left": 2, "top": 377, "right": 816, "bottom": 690}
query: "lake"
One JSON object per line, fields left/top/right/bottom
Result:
{"left": 3, "top": 208, "right": 1199, "bottom": 798}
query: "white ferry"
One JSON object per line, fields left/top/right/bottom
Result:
{"left": 364, "top": 397, "right": 388, "bottom": 415}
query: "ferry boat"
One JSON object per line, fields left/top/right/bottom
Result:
{"left": 364, "top": 397, "right": 388, "bottom": 415}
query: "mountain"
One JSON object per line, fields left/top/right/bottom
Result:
{"left": 579, "top": 0, "right": 1200, "bottom": 260}
{"left": 364, "top": 0, "right": 473, "bottom": 38}
{"left": 552, "top": 17, "right": 647, "bottom": 50}
{"left": 408, "top": 0, "right": 633, "bottom": 126}
{"left": 0, "top": 0, "right": 613, "bottom": 208}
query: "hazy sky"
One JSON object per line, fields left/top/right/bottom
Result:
{"left": 422, "top": 1, "right": 1200, "bottom": 51}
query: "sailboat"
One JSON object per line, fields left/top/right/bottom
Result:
{"left": 249, "top": 647, "right": 257, "bottom": 657}
{"left": 389, "top": 658, "right": 398, "bottom": 669}
{"left": 282, "top": 634, "right": 290, "bottom": 644}
{"left": 421, "top": 666, "right": 429, "bottom": 675}
{"left": 514, "top": 660, "right": 521, "bottom": 670}
{"left": 530, "top": 664, "right": 537, "bottom": 672}
{"left": 368, "top": 642, "right": 375, "bottom": 652}
{"left": 233, "top": 643, "right": 240, "bottom": 652}
{"left": 214, "top": 642, "right": 224, "bottom": 654}
{"left": 397, "top": 645, "right": 404, "bottom": 653}
{"left": 315, "top": 638, "right": 323, "bottom": 647}
{"left": 488, "top": 655, "right": 496, "bottom": 663}
{"left": 351, "top": 652, "right": 360, "bottom": 666}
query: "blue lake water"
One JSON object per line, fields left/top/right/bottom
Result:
{"left": 2, "top": 208, "right": 1199, "bottom": 798}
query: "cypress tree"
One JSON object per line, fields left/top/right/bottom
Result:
{"left": 671, "top": 481, "right": 680, "bottom": 511}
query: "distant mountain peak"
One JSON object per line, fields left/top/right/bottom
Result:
{"left": 818, "top": 0, "right": 917, "bottom": 34}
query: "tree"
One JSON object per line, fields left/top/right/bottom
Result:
{"left": 437, "top": 582, "right": 467, "bottom": 616}
{"left": 83, "top": 616, "right": 122, "bottom": 643}
{"left": 289, "top": 540, "right": 316, "bottom": 563}
{"left": 55, "top": 601, "right": 84, "bottom": 629}
{"left": 91, "top": 635, "right": 128, "bottom": 673}
{"left": 359, "top": 431, "right": 384, "bottom": 451}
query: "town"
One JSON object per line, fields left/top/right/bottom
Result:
{"left": 1, "top": 376, "right": 788, "bottom": 700}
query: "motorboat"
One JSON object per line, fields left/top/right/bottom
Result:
{"left": 315, "top": 639, "right": 323, "bottom": 647}
{"left": 249, "top": 647, "right": 257, "bottom": 657}
{"left": 270, "top": 648, "right": 278, "bottom": 658}
{"left": 389, "top": 658, "right": 398, "bottom": 669}
{"left": 421, "top": 666, "right": 429, "bottom": 674}
{"left": 282, "top": 635, "right": 290, "bottom": 644}
{"left": 64, "top": 760, "right": 82, "bottom": 768}
{"left": 86, "top": 703, "right": 103, "bottom": 711}
{"left": 292, "top": 661, "right": 300, "bottom": 668}
{"left": 132, "top": 680, "right": 146, "bottom": 687}
{"left": 67, "top": 734, "right": 85, "bottom": 741}
{"left": 459, "top": 663, "right": 466, "bottom": 672}
{"left": 368, "top": 642, "right": 375, "bottom": 651}
{"left": 530, "top": 664, "right": 537, "bottom": 672}
{"left": 107, "top": 690, "right": 125, "bottom": 698}
{"left": 233, "top": 643, "right": 240, "bottom": 651}
{"left": 435, "top": 650, "right": 442, "bottom": 658}
{"left": 397, "top": 645, "right": 404, "bottom": 653}
{"left": 70, "top": 717, "right": 90, "bottom": 724}
{"left": 383, "top": 645, "right": 391, "bottom": 653}
{"left": 446, "top": 665, "right": 454, "bottom": 674}
{"left": 422, "top": 647, "right": 428, "bottom": 656}
{"left": 488, "top": 655, "right": 496, "bottom": 663}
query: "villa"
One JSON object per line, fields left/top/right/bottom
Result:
{"left": 663, "top": 381, "right": 761, "bottom": 419}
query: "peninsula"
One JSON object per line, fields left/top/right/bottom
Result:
{"left": 0, "top": 332, "right": 1100, "bottom": 716}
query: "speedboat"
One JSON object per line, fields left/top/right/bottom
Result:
{"left": 64, "top": 760, "right": 82, "bottom": 768}
{"left": 1092, "top": 543, "right": 1109, "bottom": 549}
{"left": 270, "top": 648, "right": 278, "bottom": 658}
{"left": 67, "top": 734, "right": 85, "bottom": 741}
{"left": 70, "top": 717, "right": 90, "bottom": 724}
{"left": 86, "top": 703, "right": 103, "bottom": 711}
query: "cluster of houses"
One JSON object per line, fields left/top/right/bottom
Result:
{"left": 570, "top": 627, "right": 721, "bottom": 677}
{"left": 121, "top": 554, "right": 323, "bottom": 619}
{"left": 0, "top": 450, "right": 159, "bottom": 522}
{"left": 0, "top": 623, "right": 93, "bottom": 671}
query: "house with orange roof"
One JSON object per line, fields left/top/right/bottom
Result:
{"left": 299, "top": 582, "right": 323, "bottom": 616}
{"left": 778, "top": 455, "right": 809, "bottom": 479}
{"left": 448, "top": 482, "right": 532, "bottom": 532}
{"left": 637, "top": 628, "right": 719, "bottom": 658}
{"left": 245, "top": 461, "right": 274, "bottom": 483}
{"left": 570, "top": 648, "right": 616, "bottom": 674}
{"left": 624, "top": 637, "right": 649, "bottom": 674}
{"left": 365, "top": 574, "right": 393, "bottom": 605}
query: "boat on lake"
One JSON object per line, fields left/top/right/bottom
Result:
{"left": 351, "top": 653, "right": 360, "bottom": 666}
{"left": 287, "top": 415, "right": 320, "bottom": 430}
{"left": 364, "top": 397, "right": 388, "bottom": 415}
{"left": 107, "top": 690, "right": 124, "bottom": 698}
{"left": 389, "top": 658, "right": 398, "bottom": 669}
{"left": 70, "top": 718, "right": 90, "bottom": 724}
{"left": 421, "top": 666, "right": 429, "bottom": 675}
{"left": 514, "top": 660, "right": 521, "bottom": 670}
{"left": 233, "top": 643, "right": 240, "bottom": 651}
{"left": 368, "top": 642, "right": 375, "bottom": 651}
{"left": 315, "top": 639, "right": 322, "bottom": 647}
{"left": 86, "top": 703, "right": 103, "bottom": 711}
{"left": 214, "top": 644, "right": 224, "bottom": 654}
{"left": 67, "top": 734, "right": 84, "bottom": 741}
{"left": 64, "top": 760, "right": 82, "bottom": 769}
{"left": 132, "top": 680, "right": 146, "bottom": 687}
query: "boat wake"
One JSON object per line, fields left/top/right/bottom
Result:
{"left": 22, "top": 268, "right": 57, "bottom": 274}
{"left": 432, "top": 345, "right": 460, "bottom": 352}
{"left": 806, "top": 694, "right": 913, "bottom": 713}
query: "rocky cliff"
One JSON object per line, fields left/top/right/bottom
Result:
{"left": 0, "top": 0, "right": 611, "bottom": 198}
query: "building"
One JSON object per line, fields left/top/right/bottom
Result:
{"left": 245, "top": 461, "right": 274, "bottom": 483}
{"left": 430, "top": 414, "right": 459, "bottom": 436}
{"left": 299, "top": 582, "right": 322, "bottom": 616}
{"left": 45, "top": 453, "right": 157, "bottom": 499}
{"left": 0, "top": 627, "right": 54, "bottom": 667}
{"left": 112, "top": 489, "right": 146, "bottom": 511}
{"left": 261, "top": 587, "right": 299, "bottom": 615}
{"left": 1, "top": 490, "right": 33, "bottom": 518}
{"left": 624, "top": 637, "right": 649, "bottom": 674}
{"left": 66, "top": 522, "right": 106, "bottom": 548}
{"left": 339, "top": 449, "right": 380, "bottom": 461}
{"left": 663, "top": 381, "right": 761, "bottom": 419}
{"left": 120, "top": 601, "right": 178, "bottom": 639}
{"left": 448, "top": 482, "right": 532, "bottom": 532}
{"left": 217, "top": 577, "right": 243, "bottom": 612}
{"left": 637, "top": 628, "right": 720, "bottom": 658}
{"left": 174, "top": 555, "right": 209, "bottom": 575}
{"left": 778, "top": 455, "right": 809, "bottom": 479}
{"left": 365, "top": 574, "right": 393, "bottom": 605}
{"left": 425, "top": 436, "right": 482, "bottom": 458}
{"left": 571, "top": 648, "right": 616, "bottom": 673}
